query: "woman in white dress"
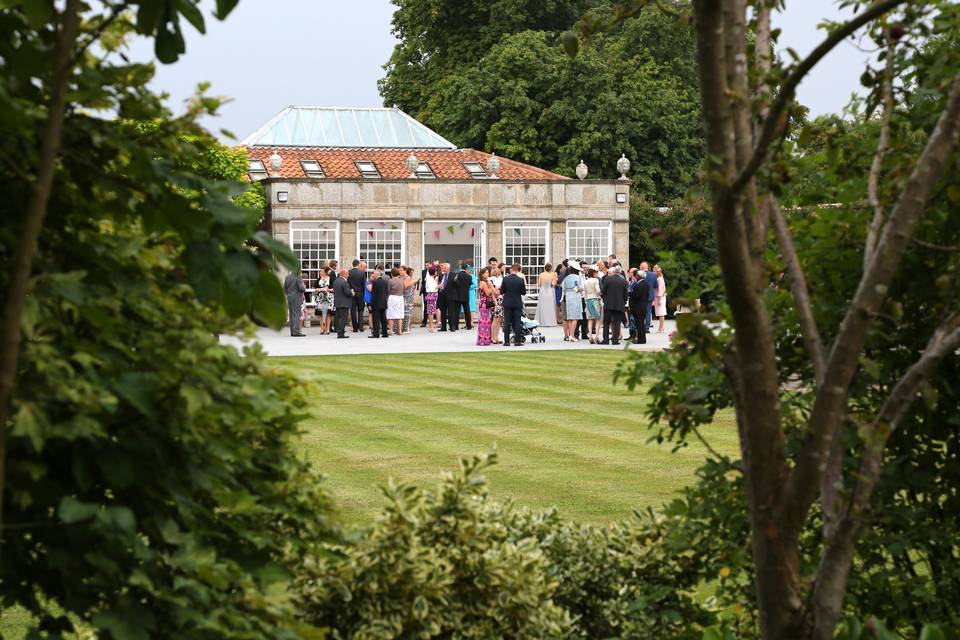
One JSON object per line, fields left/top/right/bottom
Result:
{"left": 386, "top": 268, "right": 406, "bottom": 336}
{"left": 534, "top": 263, "right": 558, "bottom": 327}
{"left": 654, "top": 264, "right": 667, "bottom": 333}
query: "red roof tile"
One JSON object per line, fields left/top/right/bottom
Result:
{"left": 239, "top": 146, "right": 569, "bottom": 181}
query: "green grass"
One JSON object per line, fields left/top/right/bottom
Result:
{"left": 273, "top": 350, "right": 738, "bottom": 523}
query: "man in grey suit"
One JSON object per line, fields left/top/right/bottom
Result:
{"left": 332, "top": 268, "right": 354, "bottom": 338}
{"left": 640, "top": 261, "right": 658, "bottom": 333}
{"left": 283, "top": 268, "right": 306, "bottom": 337}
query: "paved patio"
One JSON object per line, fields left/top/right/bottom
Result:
{"left": 220, "top": 319, "right": 676, "bottom": 357}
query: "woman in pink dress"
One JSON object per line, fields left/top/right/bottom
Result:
{"left": 654, "top": 264, "right": 667, "bottom": 333}
{"left": 476, "top": 268, "right": 494, "bottom": 346}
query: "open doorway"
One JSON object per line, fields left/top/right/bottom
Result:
{"left": 422, "top": 221, "right": 485, "bottom": 269}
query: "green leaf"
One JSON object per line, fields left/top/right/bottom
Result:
{"left": 176, "top": 0, "right": 205, "bottom": 33}
{"left": 114, "top": 372, "right": 160, "bottom": 417}
{"left": 222, "top": 251, "right": 260, "bottom": 316}
{"left": 920, "top": 624, "right": 946, "bottom": 640}
{"left": 251, "top": 269, "right": 285, "bottom": 329}
{"left": 184, "top": 240, "right": 224, "bottom": 302}
{"left": 155, "top": 22, "right": 185, "bottom": 64}
{"left": 59, "top": 496, "right": 99, "bottom": 524}
{"left": 215, "top": 0, "right": 240, "bottom": 19}
{"left": 251, "top": 230, "right": 299, "bottom": 271}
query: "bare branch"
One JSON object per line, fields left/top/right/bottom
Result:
{"left": 0, "top": 0, "right": 82, "bottom": 561}
{"left": 809, "top": 313, "right": 960, "bottom": 639}
{"left": 865, "top": 30, "right": 897, "bottom": 268}
{"left": 785, "top": 71, "right": 960, "bottom": 539}
{"left": 910, "top": 237, "right": 960, "bottom": 253}
{"left": 730, "top": 0, "right": 908, "bottom": 196}
{"left": 769, "top": 198, "right": 826, "bottom": 383}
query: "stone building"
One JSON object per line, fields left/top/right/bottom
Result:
{"left": 243, "top": 106, "right": 631, "bottom": 304}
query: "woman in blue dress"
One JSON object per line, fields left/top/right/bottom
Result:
{"left": 561, "top": 262, "right": 584, "bottom": 341}
{"left": 467, "top": 263, "right": 477, "bottom": 317}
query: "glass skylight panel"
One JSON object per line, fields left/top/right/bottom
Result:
{"left": 415, "top": 162, "right": 435, "bottom": 179}
{"left": 463, "top": 162, "right": 487, "bottom": 178}
{"left": 248, "top": 159, "right": 267, "bottom": 180}
{"left": 241, "top": 107, "right": 457, "bottom": 149}
{"left": 355, "top": 160, "right": 381, "bottom": 179}
{"left": 300, "top": 160, "right": 325, "bottom": 178}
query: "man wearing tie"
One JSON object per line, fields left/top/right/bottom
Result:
{"left": 640, "top": 261, "right": 658, "bottom": 333}
{"left": 437, "top": 262, "right": 450, "bottom": 331}
{"left": 283, "top": 268, "right": 306, "bottom": 337}
{"left": 500, "top": 263, "right": 527, "bottom": 347}
{"left": 369, "top": 265, "right": 390, "bottom": 338}
{"left": 347, "top": 259, "right": 367, "bottom": 333}
{"left": 332, "top": 268, "right": 354, "bottom": 339}
{"left": 600, "top": 265, "right": 628, "bottom": 345}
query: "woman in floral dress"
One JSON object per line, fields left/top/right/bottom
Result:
{"left": 476, "top": 268, "right": 494, "bottom": 346}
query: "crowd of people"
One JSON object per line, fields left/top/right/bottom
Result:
{"left": 282, "top": 255, "right": 667, "bottom": 347}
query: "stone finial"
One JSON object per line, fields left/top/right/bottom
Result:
{"left": 575, "top": 159, "right": 588, "bottom": 180}
{"left": 269, "top": 151, "right": 282, "bottom": 177}
{"left": 617, "top": 153, "right": 631, "bottom": 180}
{"left": 486, "top": 152, "right": 500, "bottom": 179}
{"left": 406, "top": 152, "right": 419, "bottom": 178}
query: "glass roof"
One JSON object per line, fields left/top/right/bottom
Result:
{"left": 241, "top": 106, "right": 457, "bottom": 149}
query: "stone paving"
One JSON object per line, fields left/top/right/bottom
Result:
{"left": 220, "top": 319, "right": 676, "bottom": 357}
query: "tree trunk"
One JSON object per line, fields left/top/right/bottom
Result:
{"left": 0, "top": 0, "right": 81, "bottom": 559}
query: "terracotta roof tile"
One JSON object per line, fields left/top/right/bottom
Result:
{"left": 239, "top": 146, "right": 570, "bottom": 181}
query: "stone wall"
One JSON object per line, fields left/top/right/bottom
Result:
{"left": 264, "top": 178, "right": 631, "bottom": 269}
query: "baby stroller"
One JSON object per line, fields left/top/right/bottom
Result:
{"left": 520, "top": 317, "right": 546, "bottom": 343}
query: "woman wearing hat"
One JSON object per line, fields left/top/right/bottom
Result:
{"left": 561, "top": 261, "right": 584, "bottom": 341}
{"left": 583, "top": 266, "right": 602, "bottom": 343}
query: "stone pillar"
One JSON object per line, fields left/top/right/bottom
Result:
{"left": 341, "top": 220, "right": 357, "bottom": 266}
{"left": 614, "top": 220, "right": 630, "bottom": 266}
{"left": 406, "top": 220, "right": 423, "bottom": 269}
{"left": 487, "top": 221, "right": 503, "bottom": 265}
{"left": 551, "top": 221, "right": 566, "bottom": 265}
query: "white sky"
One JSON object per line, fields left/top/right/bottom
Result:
{"left": 127, "top": 0, "right": 870, "bottom": 142}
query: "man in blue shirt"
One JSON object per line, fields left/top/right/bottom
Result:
{"left": 640, "top": 261, "right": 658, "bottom": 334}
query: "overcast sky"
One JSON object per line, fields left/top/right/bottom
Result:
{"left": 128, "top": 0, "right": 869, "bottom": 142}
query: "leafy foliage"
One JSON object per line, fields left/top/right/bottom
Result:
{"left": 381, "top": 0, "right": 702, "bottom": 203}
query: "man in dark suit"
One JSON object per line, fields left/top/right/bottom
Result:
{"left": 600, "top": 266, "right": 628, "bottom": 345}
{"left": 419, "top": 260, "right": 432, "bottom": 327}
{"left": 369, "top": 265, "right": 389, "bottom": 338}
{"left": 347, "top": 259, "right": 367, "bottom": 332}
{"left": 437, "top": 262, "right": 450, "bottom": 331}
{"left": 628, "top": 269, "right": 650, "bottom": 344}
{"left": 332, "top": 268, "right": 354, "bottom": 338}
{"left": 640, "top": 261, "right": 658, "bottom": 333}
{"left": 446, "top": 262, "right": 463, "bottom": 331}
{"left": 500, "top": 263, "right": 527, "bottom": 347}
{"left": 453, "top": 261, "right": 473, "bottom": 330}
{"left": 283, "top": 268, "right": 306, "bottom": 337}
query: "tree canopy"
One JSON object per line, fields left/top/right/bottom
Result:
{"left": 380, "top": 0, "right": 703, "bottom": 202}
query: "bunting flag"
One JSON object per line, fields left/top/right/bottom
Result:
{"left": 379, "top": 221, "right": 385, "bottom": 226}
{"left": 469, "top": 227, "right": 476, "bottom": 238}
{"left": 514, "top": 227, "right": 521, "bottom": 236}
{"left": 433, "top": 229, "right": 441, "bottom": 240}
{"left": 459, "top": 222, "right": 466, "bottom": 229}
{"left": 390, "top": 224, "right": 398, "bottom": 229}
{"left": 446, "top": 225, "right": 455, "bottom": 234}
{"left": 367, "top": 230, "right": 374, "bottom": 238}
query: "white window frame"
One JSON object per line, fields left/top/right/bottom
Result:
{"left": 463, "top": 162, "right": 488, "bottom": 179}
{"left": 299, "top": 159, "right": 325, "bottom": 178}
{"left": 248, "top": 159, "right": 267, "bottom": 181}
{"left": 415, "top": 161, "right": 436, "bottom": 179}
{"left": 355, "top": 160, "right": 381, "bottom": 179}
{"left": 502, "top": 220, "right": 550, "bottom": 296}
{"left": 421, "top": 220, "right": 485, "bottom": 270}
{"left": 357, "top": 220, "right": 406, "bottom": 273}
{"left": 565, "top": 220, "right": 613, "bottom": 266}
{"left": 289, "top": 220, "right": 340, "bottom": 303}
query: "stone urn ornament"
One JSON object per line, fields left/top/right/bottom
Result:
{"left": 486, "top": 152, "right": 500, "bottom": 179}
{"left": 617, "top": 153, "right": 631, "bottom": 180}
{"left": 406, "top": 153, "right": 419, "bottom": 178}
{"left": 269, "top": 151, "right": 282, "bottom": 177}
{"left": 575, "top": 159, "right": 588, "bottom": 180}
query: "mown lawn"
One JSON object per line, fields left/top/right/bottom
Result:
{"left": 273, "top": 350, "right": 738, "bottom": 523}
